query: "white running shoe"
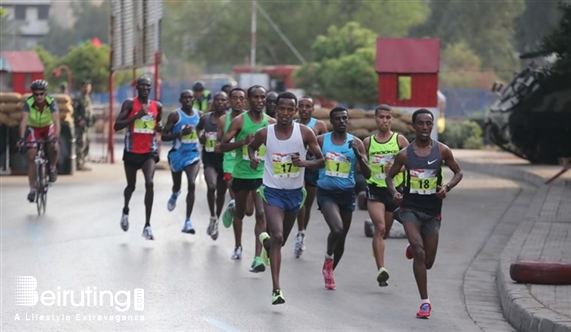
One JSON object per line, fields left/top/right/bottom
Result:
{"left": 120, "top": 214, "right": 129, "bottom": 232}
{"left": 181, "top": 219, "right": 195, "bottom": 234}
{"left": 294, "top": 233, "right": 305, "bottom": 258}
{"left": 142, "top": 226, "right": 154, "bottom": 240}
{"left": 231, "top": 246, "right": 242, "bottom": 260}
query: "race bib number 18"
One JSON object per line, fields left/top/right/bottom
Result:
{"left": 409, "top": 168, "right": 438, "bottom": 195}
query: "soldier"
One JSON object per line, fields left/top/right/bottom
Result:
{"left": 73, "top": 79, "right": 94, "bottom": 171}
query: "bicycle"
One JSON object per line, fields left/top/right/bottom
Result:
{"left": 22, "top": 139, "right": 54, "bottom": 215}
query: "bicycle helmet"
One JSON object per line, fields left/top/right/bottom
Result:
{"left": 30, "top": 79, "right": 49, "bottom": 91}
{"left": 192, "top": 81, "right": 205, "bottom": 91}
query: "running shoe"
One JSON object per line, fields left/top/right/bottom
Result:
{"left": 27, "top": 190, "right": 36, "bottom": 203}
{"left": 294, "top": 233, "right": 305, "bottom": 258}
{"left": 259, "top": 232, "right": 271, "bottom": 266}
{"left": 416, "top": 303, "right": 431, "bottom": 319}
{"left": 120, "top": 213, "right": 129, "bottom": 232}
{"left": 405, "top": 244, "right": 413, "bottom": 260}
{"left": 222, "top": 199, "right": 235, "bottom": 228}
{"left": 209, "top": 218, "right": 219, "bottom": 241}
{"left": 271, "top": 289, "right": 285, "bottom": 305}
{"left": 141, "top": 226, "right": 154, "bottom": 240}
{"left": 376, "top": 267, "right": 389, "bottom": 287}
{"left": 322, "top": 258, "right": 335, "bottom": 290}
{"left": 181, "top": 219, "right": 195, "bottom": 234}
{"left": 167, "top": 192, "right": 180, "bottom": 212}
{"left": 250, "top": 256, "right": 265, "bottom": 273}
{"left": 206, "top": 216, "right": 216, "bottom": 235}
{"left": 48, "top": 168, "right": 57, "bottom": 183}
{"left": 231, "top": 246, "right": 242, "bottom": 260}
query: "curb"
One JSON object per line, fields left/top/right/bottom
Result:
{"left": 457, "top": 157, "right": 571, "bottom": 332}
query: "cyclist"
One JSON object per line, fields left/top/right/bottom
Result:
{"left": 18, "top": 80, "right": 60, "bottom": 202}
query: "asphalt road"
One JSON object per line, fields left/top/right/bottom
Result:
{"left": 1, "top": 160, "right": 521, "bottom": 331}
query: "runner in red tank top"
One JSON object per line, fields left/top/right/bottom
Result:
{"left": 114, "top": 76, "right": 163, "bottom": 240}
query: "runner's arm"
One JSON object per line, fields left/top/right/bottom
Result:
{"left": 315, "top": 120, "right": 329, "bottom": 135}
{"left": 155, "top": 102, "right": 163, "bottom": 132}
{"left": 301, "top": 126, "right": 324, "bottom": 169}
{"left": 19, "top": 104, "right": 29, "bottom": 140}
{"left": 352, "top": 137, "right": 371, "bottom": 179}
{"left": 196, "top": 114, "right": 206, "bottom": 144}
{"left": 161, "top": 111, "right": 181, "bottom": 142}
{"left": 440, "top": 143, "right": 463, "bottom": 192}
{"left": 113, "top": 100, "right": 139, "bottom": 131}
{"left": 248, "top": 127, "right": 266, "bottom": 160}
{"left": 386, "top": 149, "right": 407, "bottom": 196}
{"left": 220, "top": 115, "right": 248, "bottom": 152}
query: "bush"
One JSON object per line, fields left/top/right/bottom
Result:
{"left": 440, "top": 120, "right": 484, "bottom": 149}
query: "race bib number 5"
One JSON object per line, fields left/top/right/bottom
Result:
{"left": 134, "top": 115, "right": 155, "bottom": 134}
{"left": 272, "top": 153, "right": 300, "bottom": 179}
{"left": 324, "top": 151, "right": 351, "bottom": 178}
{"left": 409, "top": 169, "right": 438, "bottom": 195}
{"left": 204, "top": 131, "right": 217, "bottom": 152}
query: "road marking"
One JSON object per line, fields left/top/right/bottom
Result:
{"left": 203, "top": 317, "right": 240, "bottom": 332}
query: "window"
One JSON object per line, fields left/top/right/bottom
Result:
{"left": 15, "top": 5, "right": 27, "bottom": 20}
{"left": 398, "top": 75, "right": 412, "bottom": 100}
{"left": 38, "top": 5, "right": 49, "bottom": 20}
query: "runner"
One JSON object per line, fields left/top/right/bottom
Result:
{"left": 250, "top": 92, "right": 324, "bottom": 304}
{"left": 265, "top": 91, "right": 278, "bottom": 118}
{"left": 386, "top": 108, "right": 463, "bottom": 319}
{"left": 196, "top": 91, "right": 228, "bottom": 240}
{"left": 293, "top": 96, "right": 328, "bottom": 258}
{"left": 220, "top": 85, "right": 276, "bottom": 272}
{"left": 317, "top": 106, "right": 371, "bottom": 290}
{"left": 363, "top": 104, "right": 409, "bottom": 286}
{"left": 162, "top": 90, "right": 202, "bottom": 234}
{"left": 114, "top": 76, "right": 163, "bottom": 240}
{"left": 216, "top": 87, "right": 255, "bottom": 259}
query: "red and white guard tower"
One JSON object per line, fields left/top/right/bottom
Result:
{"left": 375, "top": 38, "right": 441, "bottom": 139}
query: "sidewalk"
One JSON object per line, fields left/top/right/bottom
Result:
{"left": 455, "top": 149, "right": 571, "bottom": 332}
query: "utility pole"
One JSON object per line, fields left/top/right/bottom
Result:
{"left": 250, "top": 0, "right": 256, "bottom": 72}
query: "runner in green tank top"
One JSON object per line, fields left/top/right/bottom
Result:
{"left": 220, "top": 85, "right": 277, "bottom": 272}
{"left": 362, "top": 104, "right": 409, "bottom": 288}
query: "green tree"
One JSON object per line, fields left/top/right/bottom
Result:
{"left": 538, "top": 2, "right": 571, "bottom": 71}
{"left": 413, "top": 0, "right": 524, "bottom": 80}
{"left": 294, "top": 22, "right": 378, "bottom": 107}
{"left": 514, "top": 0, "right": 569, "bottom": 54}
{"left": 439, "top": 42, "right": 496, "bottom": 88}
{"left": 40, "top": 1, "right": 109, "bottom": 57}
{"left": 162, "top": 0, "right": 428, "bottom": 72}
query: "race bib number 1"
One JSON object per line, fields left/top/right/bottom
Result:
{"left": 324, "top": 151, "right": 351, "bottom": 178}
{"left": 370, "top": 154, "right": 394, "bottom": 179}
{"left": 181, "top": 130, "right": 199, "bottom": 144}
{"left": 204, "top": 131, "right": 217, "bottom": 152}
{"left": 272, "top": 153, "right": 300, "bottom": 179}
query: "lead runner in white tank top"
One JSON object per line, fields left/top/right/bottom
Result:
{"left": 262, "top": 122, "right": 307, "bottom": 189}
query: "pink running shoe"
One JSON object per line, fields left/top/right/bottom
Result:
{"left": 322, "top": 258, "right": 336, "bottom": 290}
{"left": 416, "top": 303, "right": 431, "bottom": 319}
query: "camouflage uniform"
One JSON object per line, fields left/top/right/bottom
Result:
{"left": 73, "top": 92, "right": 93, "bottom": 170}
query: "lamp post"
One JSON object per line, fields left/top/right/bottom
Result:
{"left": 52, "top": 65, "right": 72, "bottom": 92}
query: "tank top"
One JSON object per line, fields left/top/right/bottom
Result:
{"left": 263, "top": 123, "right": 306, "bottom": 189}
{"left": 125, "top": 98, "right": 159, "bottom": 154}
{"left": 202, "top": 112, "right": 220, "bottom": 154}
{"left": 295, "top": 117, "right": 317, "bottom": 130}
{"left": 317, "top": 133, "right": 356, "bottom": 191}
{"left": 367, "top": 132, "right": 403, "bottom": 188}
{"left": 402, "top": 140, "right": 443, "bottom": 216}
{"left": 222, "top": 114, "right": 237, "bottom": 173}
{"left": 171, "top": 109, "right": 200, "bottom": 151}
{"left": 232, "top": 112, "right": 269, "bottom": 179}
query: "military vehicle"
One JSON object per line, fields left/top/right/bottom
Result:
{"left": 486, "top": 64, "right": 571, "bottom": 164}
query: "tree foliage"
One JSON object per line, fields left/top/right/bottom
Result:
{"left": 439, "top": 42, "right": 496, "bottom": 89}
{"left": 40, "top": 1, "right": 109, "bottom": 57}
{"left": 293, "top": 22, "right": 378, "bottom": 107}
{"left": 514, "top": 0, "right": 569, "bottom": 54}
{"left": 539, "top": 2, "right": 571, "bottom": 71}
{"left": 162, "top": 0, "right": 428, "bottom": 73}
{"left": 412, "top": 0, "right": 524, "bottom": 80}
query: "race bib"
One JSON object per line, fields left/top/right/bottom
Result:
{"left": 324, "top": 151, "right": 351, "bottom": 178}
{"left": 370, "top": 154, "right": 394, "bottom": 179}
{"left": 271, "top": 153, "right": 300, "bottom": 179}
{"left": 181, "top": 130, "right": 199, "bottom": 144}
{"left": 204, "top": 131, "right": 217, "bottom": 152}
{"left": 409, "top": 169, "right": 438, "bottom": 195}
{"left": 133, "top": 115, "right": 155, "bottom": 134}
{"left": 242, "top": 144, "right": 266, "bottom": 161}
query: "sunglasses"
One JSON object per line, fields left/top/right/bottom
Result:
{"left": 33, "top": 92, "right": 45, "bottom": 97}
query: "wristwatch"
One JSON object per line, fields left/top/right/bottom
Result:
{"left": 445, "top": 184, "right": 451, "bottom": 192}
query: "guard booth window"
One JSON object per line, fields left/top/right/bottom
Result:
{"left": 398, "top": 75, "right": 412, "bottom": 100}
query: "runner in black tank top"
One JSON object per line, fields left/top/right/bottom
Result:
{"left": 386, "top": 109, "right": 463, "bottom": 320}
